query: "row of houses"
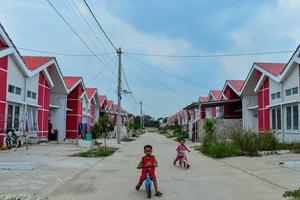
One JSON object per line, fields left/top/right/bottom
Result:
{"left": 0, "top": 23, "right": 131, "bottom": 146}
{"left": 166, "top": 45, "right": 300, "bottom": 143}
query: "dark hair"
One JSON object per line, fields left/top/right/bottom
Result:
{"left": 144, "top": 145, "right": 152, "bottom": 150}
{"left": 179, "top": 138, "right": 185, "bottom": 142}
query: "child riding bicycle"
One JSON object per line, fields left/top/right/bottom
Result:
{"left": 173, "top": 138, "right": 190, "bottom": 167}
{"left": 136, "top": 145, "right": 162, "bottom": 197}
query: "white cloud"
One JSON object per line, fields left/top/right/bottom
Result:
{"left": 220, "top": 0, "right": 300, "bottom": 79}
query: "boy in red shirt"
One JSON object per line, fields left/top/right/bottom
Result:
{"left": 136, "top": 145, "right": 162, "bottom": 197}
{"left": 173, "top": 138, "right": 190, "bottom": 167}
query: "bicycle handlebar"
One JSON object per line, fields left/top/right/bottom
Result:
{"left": 137, "top": 165, "right": 157, "bottom": 169}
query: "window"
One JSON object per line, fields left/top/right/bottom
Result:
{"left": 271, "top": 94, "right": 276, "bottom": 100}
{"left": 287, "top": 106, "right": 292, "bottom": 130}
{"left": 8, "top": 85, "right": 15, "bottom": 93}
{"left": 6, "top": 104, "right": 21, "bottom": 130}
{"left": 15, "top": 87, "right": 21, "bottom": 95}
{"left": 31, "top": 92, "right": 36, "bottom": 99}
{"left": 272, "top": 109, "right": 276, "bottom": 129}
{"left": 276, "top": 92, "right": 281, "bottom": 99}
{"left": 26, "top": 108, "right": 38, "bottom": 132}
{"left": 27, "top": 91, "right": 31, "bottom": 98}
{"left": 271, "top": 92, "right": 281, "bottom": 100}
{"left": 271, "top": 108, "right": 282, "bottom": 130}
{"left": 277, "top": 108, "right": 281, "bottom": 129}
{"left": 286, "top": 89, "right": 292, "bottom": 96}
{"left": 293, "top": 105, "right": 299, "bottom": 130}
{"left": 26, "top": 91, "right": 37, "bottom": 99}
{"left": 292, "top": 87, "right": 299, "bottom": 95}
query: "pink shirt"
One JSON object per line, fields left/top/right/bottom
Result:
{"left": 176, "top": 144, "right": 189, "bottom": 155}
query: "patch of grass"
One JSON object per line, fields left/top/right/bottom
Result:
{"left": 73, "top": 147, "right": 118, "bottom": 158}
{"left": 283, "top": 187, "right": 300, "bottom": 200}
{"left": 0, "top": 194, "right": 39, "bottom": 200}
{"left": 121, "top": 137, "right": 135, "bottom": 142}
{"left": 198, "top": 142, "right": 240, "bottom": 158}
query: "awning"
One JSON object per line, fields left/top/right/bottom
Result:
{"left": 268, "top": 100, "right": 300, "bottom": 108}
{"left": 200, "top": 99, "right": 242, "bottom": 108}
{"left": 247, "top": 105, "right": 258, "bottom": 110}
{"left": 49, "top": 104, "right": 60, "bottom": 109}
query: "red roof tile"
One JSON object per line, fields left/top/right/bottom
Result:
{"left": 113, "top": 104, "right": 118, "bottom": 112}
{"left": 107, "top": 100, "right": 113, "bottom": 109}
{"left": 210, "top": 90, "right": 222, "bottom": 101}
{"left": 64, "top": 76, "right": 81, "bottom": 90}
{"left": 86, "top": 88, "right": 97, "bottom": 100}
{"left": 98, "top": 95, "right": 107, "bottom": 106}
{"left": 256, "top": 63, "right": 286, "bottom": 76}
{"left": 22, "top": 56, "right": 54, "bottom": 71}
{"left": 199, "top": 97, "right": 208, "bottom": 103}
{"left": 227, "top": 80, "right": 244, "bottom": 92}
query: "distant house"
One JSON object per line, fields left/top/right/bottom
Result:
{"left": 86, "top": 88, "right": 100, "bottom": 124}
{"left": 241, "top": 46, "right": 300, "bottom": 142}
{"left": 206, "top": 90, "right": 222, "bottom": 118}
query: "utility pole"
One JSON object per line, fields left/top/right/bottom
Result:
{"left": 140, "top": 101, "right": 143, "bottom": 133}
{"left": 117, "top": 47, "right": 122, "bottom": 144}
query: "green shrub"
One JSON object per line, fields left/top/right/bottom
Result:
{"left": 259, "top": 132, "right": 279, "bottom": 151}
{"left": 231, "top": 129, "right": 259, "bottom": 156}
{"left": 200, "top": 142, "right": 240, "bottom": 158}
{"left": 202, "top": 118, "right": 217, "bottom": 147}
{"left": 283, "top": 187, "right": 300, "bottom": 199}
{"left": 73, "top": 147, "right": 118, "bottom": 158}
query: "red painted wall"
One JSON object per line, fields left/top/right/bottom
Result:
{"left": 38, "top": 73, "right": 50, "bottom": 138}
{"left": 0, "top": 55, "right": 8, "bottom": 146}
{"left": 212, "top": 107, "right": 216, "bottom": 117}
{"left": 66, "top": 84, "right": 83, "bottom": 138}
{"left": 223, "top": 86, "right": 242, "bottom": 119}
{"left": 90, "top": 102, "right": 95, "bottom": 123}
{"left": 257, "top": 71, "right": 270, "bottom": 132}
{"left": 201, "top": 106, "right": 206, "bottom": 119}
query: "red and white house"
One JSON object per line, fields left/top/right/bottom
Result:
{"left": 0, "top": 23, "right": 68, "bottom": 145}
{"left": 242, "top": 45, "right": 300, "bottom": 142}
{"left": 64, "top": 76, "right": 86, "bottom": 139}
{"left": 98, "top": 95, "right": 107, "bottom": 117}
{"left": 207, "top": 90, "right": 222, "bottom": 117}
{"left": 86, "top": 88, "right": 100, "bottom": 124}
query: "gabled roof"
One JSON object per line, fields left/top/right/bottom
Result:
{"left": 22, "top": 56, "right": 54, "bottom": 71}
{"left": 255, "top": 63, "right": 286, "bottom": 77}
{"left": 64, "top": 76, "right": 81, "bottom": 90}
{"left": 227, "top": 80, "right": 244, "bottom": 92}
{"left": 86, "top": 88, "right": 97, "bottom": 100}
{"left": 98, "top": 95, "right": 107, "bottom": 107}
{"left": 107, "top": 100, "right": 113, "bottom": 109}
{"left": 199, "top": 97, "right": 208, "bottom": 103}
{"left": 209, "top": 90, "right": 222, "bottom": 101}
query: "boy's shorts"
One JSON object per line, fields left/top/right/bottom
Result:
{"left": 139, "top": 171, "right": 156, "bottom": 182}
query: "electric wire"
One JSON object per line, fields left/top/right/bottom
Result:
{"left": 126, "top": 55, "right": 192, "bottom": 102}
{"left": 82, "top": 0, "right": 118, "bottom": 51}
{"left": 125, "top": 53, "right": 211, "bottom": 89}
{"left": 125, "top": 50, "right": 294, "bottom": 58}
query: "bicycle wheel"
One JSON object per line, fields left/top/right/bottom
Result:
{"left": 6, "top": 138, "right": 12, "bottom": 150}
{"left": 145, "top": 182, "right": 151, "bottom": 199}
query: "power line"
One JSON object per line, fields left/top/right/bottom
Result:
{"left": 125, "top": 53, "right": 211, "bottom": 89}
{"left": 126, "top": 55, "right": 191, "bottom": 102}
{"left": 46, "top": 0, "right": 115, "bottom": 76}
{"left": 15, "top": 46, "right": 113, "bottom": 57}
{"left": 125, "top": 50, "right": 294, "bottom": 58}
{"left": 82, "top": 0, "right": 117, "bottom": 51}
{"left": 105, "top": 58, "right": 118, "bottom": 94}
{"left": 121, "top": 65, "right": 137, "bottom": 104}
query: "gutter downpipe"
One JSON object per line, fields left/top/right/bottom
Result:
{"left": 280, "top": 82, "right": 285, "bottom": 143}
{"left": 23, "top": 76, "right": 28, "bottom": 132}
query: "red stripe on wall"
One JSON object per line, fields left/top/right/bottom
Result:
{"left": 38, "top": 73, "right": 50, "bottom": 138}
{"left": 257, "top": 73, "right": 270, "bottom": 132}
{"left": 0, "top": 56, "right": 8, "bottom": 146}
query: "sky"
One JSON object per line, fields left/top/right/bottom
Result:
{"left": 0, "top": 0, "right": 299, "bottom": 118}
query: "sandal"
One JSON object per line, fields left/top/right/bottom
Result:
{"left": 155, "top": 191, "right": 163, "bottom": 197}
{"left": 135, "top": 184, "right": 141, "bottom": 191}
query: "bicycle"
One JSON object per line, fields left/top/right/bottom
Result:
{"left": 137, "top": 166, "right": 156, "bottom": 199}
{"left": 179, "top": 150, "right": 190, "bottom": 169}
{"left": 5, "top": 129, "right": 28, "bottom": 151}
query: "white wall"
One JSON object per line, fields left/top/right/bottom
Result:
{"left": 49, "top": 93, "right": 67, "bottom": 142}
{"left": 7, "top": 57, "right": 25, "bottom": 103}
{"left": 282, "top": 65, "right": 300, "bottom": 102}
{"left": 26, "top": 73, "right": 39, "bottom": 106}
{"left": 242, "top": 96, "right": 258, "bottom": 132}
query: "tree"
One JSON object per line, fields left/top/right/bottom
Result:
{"left": 98, "top": 114, "right": 115, "bottom": 151}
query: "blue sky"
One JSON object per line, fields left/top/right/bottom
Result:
{"left": 0, "top": 0, "right": 299, "bottom": 118}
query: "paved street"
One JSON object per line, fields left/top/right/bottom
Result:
{"left": 1, "top": 133, "right": 300, "bottom": 200}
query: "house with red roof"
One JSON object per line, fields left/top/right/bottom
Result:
{"left": 64, "top": 76, "right": 86, "bottom": 139}
{"left": 98, "top": 95, "right": 107, "bottom": 117}
{"left": 241, "top": 46, "right": 300, "bottom": 142}
{"left": 206, "top": 90, "right": 222, "bottom": 118}
{"left": 0, "top": 23, "right": 68, "bottom": 145}
{"left": 86, "top": 88, "right": 100, "bottom": 124}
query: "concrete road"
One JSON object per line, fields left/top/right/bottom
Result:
{"left": 39, "top": 133, "right": 293, "bottom": 200}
